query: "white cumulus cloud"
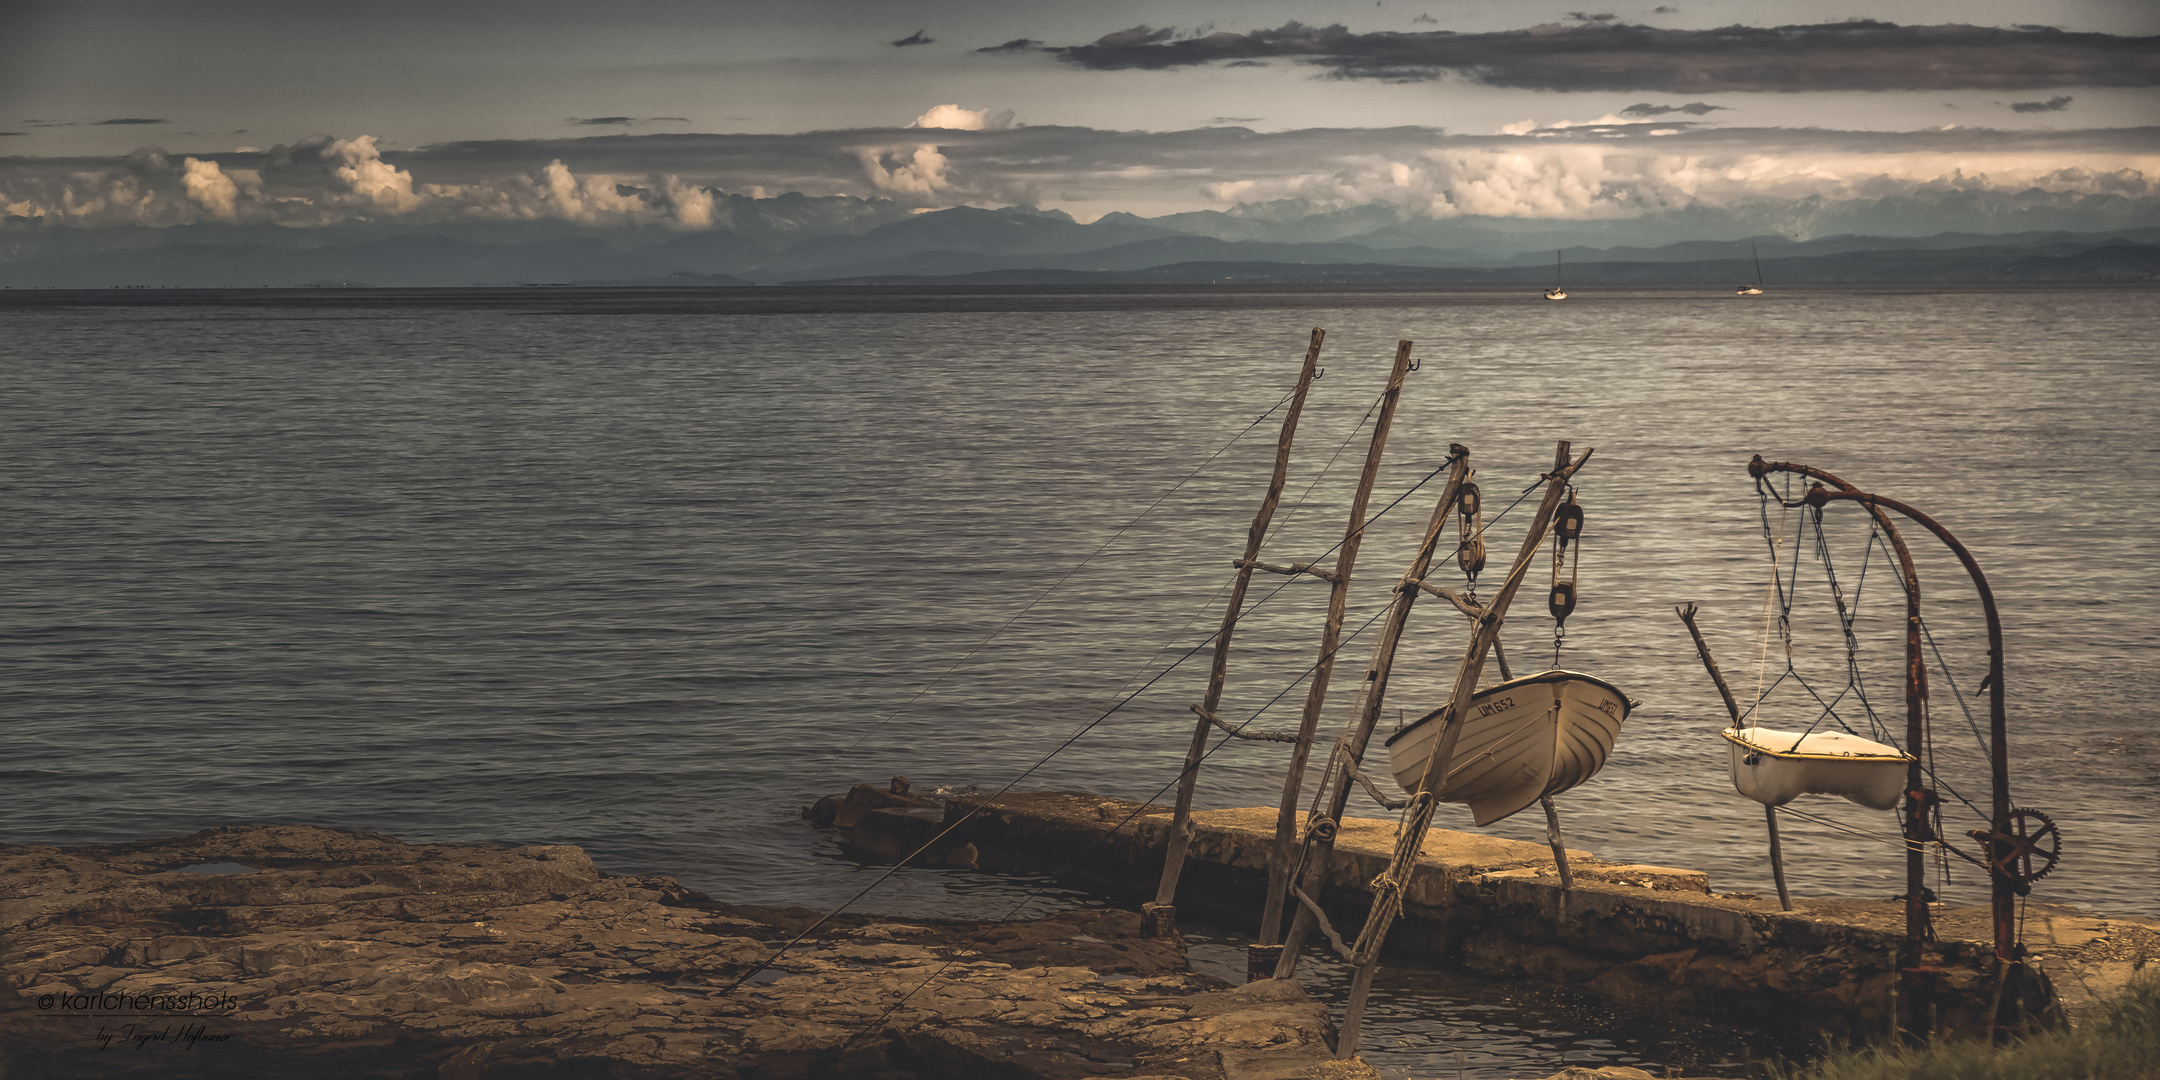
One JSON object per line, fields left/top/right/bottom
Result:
{"left": 909, "top": 104, "right": 1014, "bottom": 131}
{"left": 180, "top": 157, "right": 242, "bottom": 220}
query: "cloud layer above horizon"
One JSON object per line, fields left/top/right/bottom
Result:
{"left": 5, "top": 113, "right": 2156, "bottom": 234}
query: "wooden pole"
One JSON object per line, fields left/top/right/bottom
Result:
{"left": 1274, "top": 446, "right": 1471, "bottom": 978}
{"left": 1258, "top": 340, "right": 1416, "bottom": 952}
{"left": 1540, "top": 796, "right": 1573, "bottom": 890}
{"left": 1153, "top": 329, "right": 1324, "bottom": 912}
{"left": 1675, "top": 602, "right": 1791, "bottom": 911}
{"left": 1335, "top": 441, "right": 1590, "bottom": 1058}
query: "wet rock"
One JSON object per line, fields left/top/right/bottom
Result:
{"left": 1, "top": 825, "right": 1343, "bottom": 1079}
{"left": 804, "top": 782, "right": 946, "bottom": 830}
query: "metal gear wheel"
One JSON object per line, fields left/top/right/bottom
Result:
{"left": 1968, "top": 807, "right": 2061, "bottom": 891}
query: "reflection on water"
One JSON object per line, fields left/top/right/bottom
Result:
{"left": 1179, "top": 919, "right": 1802, "bottom": 1080}
{"left": 3, "top": 285, "right": 2156, "bottom": 1075}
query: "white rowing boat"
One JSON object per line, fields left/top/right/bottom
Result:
{"left": 1721, "top": 726, "right": 1911, "bottom": 811}
{"left": 1383, "top": 670, "right": 1631, "bottom": 826}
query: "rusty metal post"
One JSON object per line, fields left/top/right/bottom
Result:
{"left": 1801, "top": 486, "right": 2014, "bottom": 979}
{"left": 1754, "top": 458, "right": 1930, "bottom": 1030}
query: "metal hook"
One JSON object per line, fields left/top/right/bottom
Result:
{"left": 1406, "top": 358, "right": 1422, "bottom": 372}
{"left": 1313, "top": 367, "right": 1326, "bottom": 380}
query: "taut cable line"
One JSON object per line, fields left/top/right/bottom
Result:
{"left": 714, "top": 413, "right": 1472, "bottom": 1000}
{"left": 842, "top": 379, "right": 1309, "bottom": 754}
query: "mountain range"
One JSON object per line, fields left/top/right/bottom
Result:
{"left": 3, "top": 199, "right": 2156, "bottom": 289}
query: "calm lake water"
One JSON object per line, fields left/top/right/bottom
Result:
{"left": 3, "top": 284, "right": 2155, "bottom": 1077}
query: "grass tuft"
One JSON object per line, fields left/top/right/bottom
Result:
{"left": 1774, "top": 975, "right": 2160, "bottom": 1080}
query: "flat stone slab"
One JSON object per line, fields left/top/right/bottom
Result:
{"left": 0, "top": 825, "right": 1358, "bottom": 1079}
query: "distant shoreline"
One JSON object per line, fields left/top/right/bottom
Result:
{"left": 1, "top": 278, "right": 2153, "bottom": 316}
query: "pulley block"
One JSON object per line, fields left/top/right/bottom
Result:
{"left": 1458, "top": 482, "right": 1481, "bottom": 518}
{"left": 1554, "top": 500, "right": 1585, "bottom": 545}
{"left": 1549, "top": 581, "right": 1577, "bottom": 623}
{"left": 1459, "top": 537, "right": 1487, "bottom": 576}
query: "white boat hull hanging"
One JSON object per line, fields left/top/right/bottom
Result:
{"left": 1722, "top": 727, "right": 1912, "bottom": 811}
{"left": 1384, "top": 670, "right": 1630, "bottom": 826}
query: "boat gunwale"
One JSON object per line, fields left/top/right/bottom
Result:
{"left": 1720, "top": 726, "right": 1915, "bottom": 763}
{"left": 1382, "top": 669, "right": 1631, "bottom": 750}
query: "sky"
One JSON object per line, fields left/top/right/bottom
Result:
{"left": 1, "top": 0, "right": 2156, "bottom": 230}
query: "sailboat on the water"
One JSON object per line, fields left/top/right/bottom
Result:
{"left": 1545, "top": 250, "right": 1568, "bottom": 300}
{"left": 1736, "top": 242, "right": 1764, "bottom": 296}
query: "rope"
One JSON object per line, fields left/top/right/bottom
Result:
{"left": 1751, "top": 477, "right": 1793, "bottom": 721}
{"left": 743, "top": 442, "right": 1574, "bottom": 1058}
{"left": 717, "top": 446, "right": 1473, "bottom": 1000}
{"left": 1263, "top": 386, "right": 1387, "bottom": 552}
{"left": 841, "top": 380, "right": 1307, "bottom": 755}
{"left": 1774, "top": 804, "right": 1992, "bottom": 872}
{"left": 756, "top": 447, "right": 1530, "bottom": 1057}
{"left": 1808, "top": 505, "right": 1891, "bottom": 744}
{"left": 1919, "top": 615, "right": 1993, "bottom": 758}
{"left": 814, "top": 581, "right": 1426, "bottom": 1057}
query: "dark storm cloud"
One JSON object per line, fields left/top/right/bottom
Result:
{"left": 2011, "top": 96, "right": 2074, "bottom": 113}
{"left": 95, "top": 117, "right": 167, "bottom": 125}
{"left": 1619, "top": 102, "right": 1727, "bottom": 117}
{"left": 891, "top": 30, "right": 934, "bottom": 47}
{"left": 1042, "top": 20, "right": 2160, "bottom": 91}
{"left": 576, "top": 117, "right": 637, "bottom": 126}
{"left": 976, "top": 38, "right": 1044, "bottom": 53}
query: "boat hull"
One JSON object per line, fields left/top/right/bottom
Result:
{"left": 1383, "top": 670, "right": 1629, "bottom": 826}
{"left": 1722, "top": 727, "right": 1911, "bottom": 811}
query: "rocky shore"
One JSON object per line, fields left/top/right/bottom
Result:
{"left": 0, "top": 824, "right": 1382, "bottom": 1079}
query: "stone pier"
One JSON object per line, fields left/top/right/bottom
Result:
{"left": 811, "top": 783, "right": 2159, "bottom": 1041}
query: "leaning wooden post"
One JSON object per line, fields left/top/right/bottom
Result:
{"left": 1153, "top": 329, "right": 1325, "bottom": 917}
{"left": 1256, "top": 340, "right": 1416, "bottom": 956}
{"left": 1676, "top": 602, "right": 1790, "bottom": 911}
{"left": 1335, "top": 440, "right": 1590, "bottom": 1058}
{"left": 1539, "top": 796, "right": 1574, "bottom": 890}
{"left": 1275, "top": 446, "right": 1472, "bottom": 977}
